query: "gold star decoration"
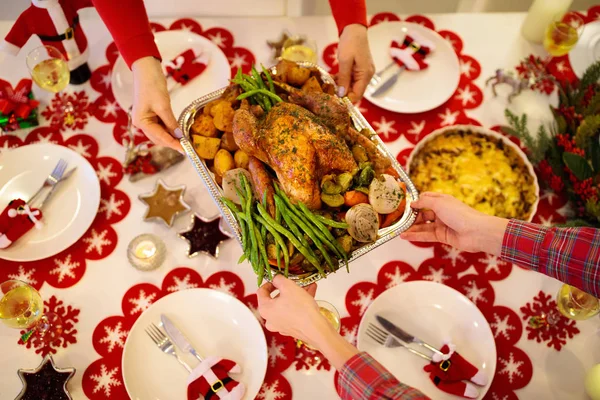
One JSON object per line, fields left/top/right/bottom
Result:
{"left": 17, "top": 355, "right": 75, "bottom": 400}
{"left": 64, "top": 113, "right": 75, "bottom": 126}
{"left": 267, "top": 31, "right": 290, "bottom": 59}
{"left": 178, "top": 213, "right": 232, "bottom": 258}
{"left": 139, "top": 179, "right": 191, "bottom": 227}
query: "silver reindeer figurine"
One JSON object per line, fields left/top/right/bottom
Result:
{"left": 486, "top": 69, "right": 530, "bottom": 103}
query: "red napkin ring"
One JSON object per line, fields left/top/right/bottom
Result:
{"left": 164, "top": 49, "right": 209, "bottom": 86}
{"left": 389, "top": 32, "right": 435, "bottom": 71}
{"left": 187, "top": 356, "right": 245, "bottom": 400}
{"left": 0, "top": 199, "right": 43, "bottom": 249}
{"left": 423, "top": 342, "right": 488, "bottom": 399}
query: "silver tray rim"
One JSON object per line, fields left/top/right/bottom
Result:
{"left": 177, "top": 62, "right": 419, "bottom": 286}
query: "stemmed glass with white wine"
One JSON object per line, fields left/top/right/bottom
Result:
{"left": 26, "top": 45, "right": 74, "bottom": 119}
{"left": 543, "top": 12, "right": 585, "bottom": 57}
{"left": 0, "top": 280, "right": 62, "bottom": 343}
{"left": 556, "top": 284, "right": 600, "bottom": 321}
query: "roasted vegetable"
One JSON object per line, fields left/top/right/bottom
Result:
{"left": 346, "top": 203, "right": 379, "bottom": 242}
{"left": 214, "top": 149, "right": 235, "bottom": 176}
{"left": 191, "top": 114, "right": 219, "bottom": 137}
{"left": 205, "top": 99, "right": 223, "bottom": 116}
{"left": 321, "top": 175, "right": 343, "bottom": 195}
{"left": 369, "top": 174, "right": 403, "bottom": 214}
{"left": 220, "top": 131, "right": 239, "bottom": 152}
{"left": 208, "top": 164, "right": 223, "bottom": 186}
{"left": 355, "top": 187, "right": 370, "bottom": 195}
{"left": 302, "top": 76, "right": 323, "bottom": 92}
{"left": 321, "top": 193, "right": 345, "bottom": 208}
{"left": 352, "top": 144, "right": 369, "bottom": 163}
{"left": 267, "top": 243, "right": 278, "bottom": 260}
{"left": 193, "top": 135, "right": 221, "bottom": 160}
{"left": 357, "top": 164, "right": 375, "bottom": 187}
{"left": 287, "top": 66, "right": 311, "bottom": 86}
{"left": 234, "top": 150, "right": 250, "bottom": 169}
{"left": 336, "top": 235, "right": 353, "bottom": 253}
{"left": 222, "top": 168, "right": 252, "bottom": 204}
{"left": 336, "top": 172, "right": 354, "bottom": 192}
{"left": 212, "top": 102, "right": 235, "bottom": 132}
{"left": 344, "top": 190, "right": 369, "bottom": 207}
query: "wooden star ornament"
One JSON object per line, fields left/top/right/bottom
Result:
{"left": 178, "top": 214, "right": 232, "bottom": 258}
{"left": 139, "top": 179, "right": 191, "bottom": 227}
{"left": 16, "top": 355, "right": 75, "bottom": 400}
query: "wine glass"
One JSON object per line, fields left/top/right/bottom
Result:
{"left": 556, "top": 284, "right": 600, "bottom": 320}
{"left": 298, "top": 300, "right": 341, "bottom": 351}
{"left": 0, "top": 280, "right": 62, "bottom": 343}
{"left": 26, "top": 45, "right": 74, "bottom": 121}
{"left": 544, "top": 12, "right": 585, "bottom": 57}
{"left": 281, "top": 36, "right": 318, "bottom": 64}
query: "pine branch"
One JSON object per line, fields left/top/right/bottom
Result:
{"left": 575, "top": 115, "right": 600, "bottom": 151}
{"left": 555, "top": 219, "right": 596, "bottom": 228}
{"left": 585, "top": 90, "right": 600, "bottom": 115}
{"left": 575, "top": 61, "right": 600, "bottom": 103}
{"left": 503, "top": 109, "right": 553, "bottom": 164}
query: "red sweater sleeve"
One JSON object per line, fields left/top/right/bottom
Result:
{"left": 328, "top": 0, "right": 368, "bottom": 35}
{"left": 92, "top": 0, "right": 161, "bottom": 68}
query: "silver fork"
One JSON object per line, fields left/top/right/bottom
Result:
{"left": 27, "top": 159, "right": 68, "bottom": 207}
{"left": 368, "top": 61, "right": 397, "bottom": 89}
{"left": 146, "top": 323, "right": 192, "bottom": 372}
{"left": 34, "top": 160, "right": 69, "bottom": 210}
{"left": 366, "top": 323, "right": 432, "bottom": 361}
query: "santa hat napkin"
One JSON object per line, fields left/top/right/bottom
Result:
{"left": 390, "top": 31, "right": 435, "bottom": 71}
{"left": 0, "top": 199, "right": 43, "bottom": 249}
{"left": 163, "top": 48, "right": 210, "bottom": 86}
{"left": 187, "top": 356, "right": 245, "bottom": 400}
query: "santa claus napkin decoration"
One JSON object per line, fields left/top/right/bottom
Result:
{"left": 1, "top": 0, "right": 92, "bottom": 85}
{"left": 0, "top": 199, "right": 43, "bottom": 249}
{"left": 187, "top": 356, "right": 244, "bottom": 400}
{"left": 389, "top": 31, "right": 436, "bottom": 71}
{"left": 423, "top": 341, "right": 488, "bottom": 399}
{"left": 163, "top": 49, "right": 210, "bottom": 88}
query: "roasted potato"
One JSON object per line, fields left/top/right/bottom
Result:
{"left": 234, "top": 150, "right": 250, "bottom": 169}
{"left": 212, "top": 102, "right": 235, "bottom": 132}
{"left": 322, "top": 83, "right": 336, "bottom": 96}
{"left": 204, "top": 99, "right": 223, "bottom": 116}
{"left": 287, "top": 66, "right": 311, "bottom": 86}
{"left": 208, "top": 164, "right": 223, "bottom": 186}
{"left": 191, "top": 114, "right": 219, "bottom": 137}
{"left": 220, "top": 131, "right": 239, "bottom": 152}
{"left": 302, "top": 76, "right": 322, "bottom": 93}
{"left": 193, "top": 135, "right": 221, "bottom": 160}
{"left": 214, "top": 149, "right": 235, "bottom": 176}
{"left": 274, "top": 59, "right": 295, "bottom": 83}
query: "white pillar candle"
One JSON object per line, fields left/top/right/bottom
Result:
{"left": 521, "top": 0, "right": 573, "bottom": 44}
{"left": 586, "top": 364, "right": 600, "bottom": 400}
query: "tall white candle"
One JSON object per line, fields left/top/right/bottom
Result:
{"left": 521, "top": 0, "right": 573, "bottom": 43}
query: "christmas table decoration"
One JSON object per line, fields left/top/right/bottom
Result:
{"left": 187, "top": 357, "right": 245, "bottom": 400}
{"left": 0, "top": 79, "right": 39, "bottom": 133}
{"left": 503, "top": 61, "right": 600, "bottom": 227}
{"left": 127, "top": 234, "right": 166, "bottom": 271}
{"left": 1, "top": 0, "right": 93, "bottom": 84}
{"left": 139, "top": 179, "right": 191, "bottom": 227}
{"left": 16, "top": 354, "right": 75, "bottom": 400}
{"left": 267, "top": 31, "right": 291, "bottom": 60}
{"left": 178, "top": 214, "right": 231, "bottom": 258}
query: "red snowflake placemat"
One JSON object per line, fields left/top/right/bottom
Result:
{"left": 89, "top": 18, "right": 256, "bottom": 146}
{"left": 81, "top": 267, "right": 294, "bottom": 400}
{"left": 0, "top": 128, "right": 130, "bottom": 290}
{"left": 339, "top": 260, "right": 534, "bottom": 400}
{"left": 322, "top": 13, "right": 484, "bottom": 147}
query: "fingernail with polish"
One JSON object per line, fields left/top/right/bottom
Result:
{"left": 174, "top": 127, "right": 183, "bottom": 138}
{"left": 337, "top": 86, "right": 346, "bottom": 97}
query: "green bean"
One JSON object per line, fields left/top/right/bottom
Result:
{"left": 256, "top": 203, "right": 324, "bottom": 277}
{"left": 238, "top": 253, "right": 246, "bottom": 264}
{"left": 254, "top": 214, "right": 289, "bottom": 269}
{"left": 276, "top": 198, "right": 311, "bottom": 250}
{"left": 261, "top": 65, "right": 275, "bottom": 93}
{"left": 253, "top": 225, "right": 271, "bottom": 284}
{"left": 313, "top": 212, "right": 349, "bottom": 229}
{"left": 236, "top": 89, "right": 283, "bottom": 103}
{"left": 251, "top": 66, "right": 265, "bottom": 88}
{"left": 276, "top": 196, "right": 336, "bottom": 272}
{"left": 297, "top": 202, "right": 348, "bottom": 259}
{"left": 240, "top": 177, "right": 259, "bottom": 273}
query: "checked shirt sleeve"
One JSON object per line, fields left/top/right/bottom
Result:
{"left": 337, "top": 352, "right": 430, "bottom": 400}
{"left": 501, "top": 220, "right": 600, "bottom": 297}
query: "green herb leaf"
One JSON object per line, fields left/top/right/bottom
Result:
{"left": 563, "top": 152, "right": 594, "bottom": 180}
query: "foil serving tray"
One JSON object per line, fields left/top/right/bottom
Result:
{"left": 178, "top": 62, "right": 419, "bottom": 286}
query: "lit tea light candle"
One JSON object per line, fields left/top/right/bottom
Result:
{"left": 127, "top": 234, "right": 166, "bottom": 271}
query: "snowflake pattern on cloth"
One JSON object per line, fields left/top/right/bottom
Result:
{"left": 82, "top": 268, "right": 294, "bottom": 399}
{"left": 41, "top": 91, "right": 93, "bottom": 133}
{"left": 18, "top": 296, "right": 80, "bottom": 356}
{"left": 0, "top": 128, "right": 129, "bottom": 290}
{"left": 520, "top": 291, "right": 580, "bottom": 351}
{"left": 89, "top": 18, "right": 256, "bottom": 147}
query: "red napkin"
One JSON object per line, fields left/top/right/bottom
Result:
{"left": 389, "top": 31, "right": 435, "bottom": 71}
{"left": 0, "top": 199, "right": 43, "bottom": 249}
{"left": 423, "top": 342, "right": 488, "bottom": 399}
{"left": 187, "top": 356, "right": 245, "bottom": 400}
{"left": 0, "top": 79, "right": 39, "bottom": 119}
{"left": 163, "top": 49, "right": 209, "bottom": 86}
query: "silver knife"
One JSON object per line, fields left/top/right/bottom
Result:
{"left": 370, "top": 66, "right": 406, "bottom": 97}
{"left": 376, "top": 315, "right": 443, "bottom": 356}
{"left": 161, "top": 314, "right": 204, "bottom": 362}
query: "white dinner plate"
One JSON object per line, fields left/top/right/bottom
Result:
{"left": 365, "top": 22, "right": 460, "bottom": 113}
{"left": 569, "top": 20, "right": 600, "bottom": 78}
{"left": 357, "top": 281, "right": 496, "bottom": 399}
{"left": 111, "top": 30, "right": 231, "bottom": 116}
{"left": 122, "top": 289, "right": 268, "bottom": 400}
{"left": 0, "top": 144, "right": 100, "bottom": 262}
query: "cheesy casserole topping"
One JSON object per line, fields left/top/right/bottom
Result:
{"left": 409, "top": 129, "right": 537, "bottom": 220}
